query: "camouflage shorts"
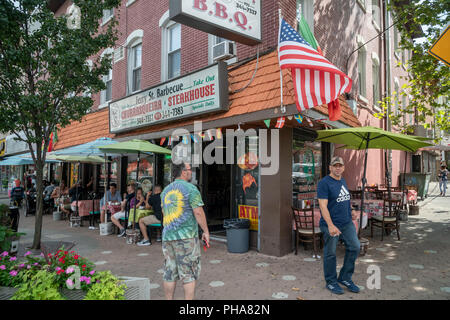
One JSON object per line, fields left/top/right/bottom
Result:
{"left": 162, "top": 237, "right": 201, "bottom": 283}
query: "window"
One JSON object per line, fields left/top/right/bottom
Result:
{"left": 371, "top": 0, "right": 381, "bottom": 30}
{"left": 208, "top": 35, "right": 237, "bottom": 64}
{"left": 126, "top": 30, "right": 143, "bottom": 95}
{"left": 358, "top": 48, "right": 367, "bottom": 98}
{"left": 131, "top": 43, "right": 142, "bottom": 92}
{"left": 357, "top": 0, "right": 367, "bottom": 12}
{"left": 394, "top": 79, "right": 400, "bottom": 116}
{"left": 168, "top": 24, "right": 181, "bottom": 79}
{"left": 297, "top": 0, "right": 314, "bottom": 34}
{"left": 100, "top": 49, "right": 113, "bottom": 105}
{"left": 402, "top": 94, "right": 407, "bottom": 124}
{"left": 393, "top": 27, "right": 400, "bottom": 58}
{"left": 101, "top": 68, "right": 112, "bottom": 104}
{"left": 102, "top": 8, "right": 114, "bottom": 25}
{"left": 372, "top": 53, "right": 380, "bottom": 109}
{"left": 160, "top": 11, "right": 181, "bottom": 81}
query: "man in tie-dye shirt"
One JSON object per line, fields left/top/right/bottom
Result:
{"left": 161, "top": 162, "right": 209, "bottom": 300}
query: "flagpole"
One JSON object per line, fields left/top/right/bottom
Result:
{"left": 278, "top": 8, "right": 285, "bottom": 113}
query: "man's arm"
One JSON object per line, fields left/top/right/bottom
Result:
{"left": 193, "top": 206, "right": 210, "bottom": 245}
{"left": 318, "top": 199, "right": 341, "bottom": 236}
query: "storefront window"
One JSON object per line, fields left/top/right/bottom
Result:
{"left": 292, "top": 131, "right": 322, "bottom": 208}
{"left": 127, "top": 154, "right": 154, "bottom": 194}
{"left": 234, "top": 134, "right": 259, "bottom": 231}
{"left": 99, "top": 158, "right": 118, "bottom": 192}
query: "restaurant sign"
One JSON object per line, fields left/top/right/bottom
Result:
{"left": 170, "top": 0, "right": 262, "bottom": 46}
{"left": 109, "top": 62, "right": 228, "bottom": 134}
{"left": 238, "top": 205, "right": 258, "bottom": 231}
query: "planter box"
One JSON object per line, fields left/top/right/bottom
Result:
{"left": 119, "top": 276, "right": 151, "bottom": 300}
{"left": 0, "top": 286, "right": 19, "bottom": 300}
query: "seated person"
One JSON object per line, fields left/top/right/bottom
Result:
{"left": 137, "top": 185, "right": 163, "bottom": 246}
{"left": 111, "top": 183, "right": 136, "bottom": 237}
{"left": 68, "top": 181, "right": 83, "bottom": 215}
{"left": 10, "top": 180, "right": 25, "bottom": 206}
{"left": 99, "top": 183, "right": 122, "bottom": 223}
{"left": 43, "top": 181, "right": 56, "bottom": 201}
{"left": 52, "top": 181, "right": 70, "bottom": 213}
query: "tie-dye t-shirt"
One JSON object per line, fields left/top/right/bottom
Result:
{"left": 161, "top": 179, "right": 204, "bottom": 241}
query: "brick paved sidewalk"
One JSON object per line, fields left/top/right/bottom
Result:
{"left": 3, "top": 181, "right": 449, "bottom": 300}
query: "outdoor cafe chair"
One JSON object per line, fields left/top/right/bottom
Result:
{"left": 292, "top": 207, "right": 322, "bottom": 258}
{"left": 370, "top": 198, "right": 401, "bottom": 241}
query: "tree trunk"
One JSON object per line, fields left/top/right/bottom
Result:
{"left": 31, "top": 159, "right": 44, "bottom": 250}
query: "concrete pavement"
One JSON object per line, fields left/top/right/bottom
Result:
{"left": 2, "top": 181, "right": 449, "bottom": 300}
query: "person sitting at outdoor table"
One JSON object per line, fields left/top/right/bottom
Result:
{"left": 99, "top": 183, "right": 122, "bottom": 223}
{"left": 111, "top": 183, "right": 136, "bottom": 238}
{"left": 127, "top": 187, "right": 148, "bottom": 228}
{"left": 51, "top": 180, "right": 70, "bottom": 214}
{"left": 44, "top": 180, "right": 56, "bottom": 200}
{"left": 137, "top": 185, "right": 163, "bottom": 246}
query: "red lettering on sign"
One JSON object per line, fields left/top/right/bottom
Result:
{"left": 193, "top": 0, "right": 207, "bottom": 11}
{"left": 214, "top": 2, "right": 228, "bottom": 19}
{"left": 234, "top": 11, "right": 247, "bottom": 30}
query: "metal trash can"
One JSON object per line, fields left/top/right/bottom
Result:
{"left": 223, "top": 218, "right": 250, "bottom": 253}
{"left": 8, "top": 206, "right": 19, "bottom": 232}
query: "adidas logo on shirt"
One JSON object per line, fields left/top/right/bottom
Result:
{"left": 336, "top": 185, "right": 350, "bottom": 202}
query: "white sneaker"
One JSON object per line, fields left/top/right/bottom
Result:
{"left": 137, "top": 239, "right": 151, "bottom": 246}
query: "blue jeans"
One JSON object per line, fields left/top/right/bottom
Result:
{"left": 439, "top": 180, "right": 447, "bottom": 195}
{"left": 320, "top": 221, "right": 360, "bottom": 285}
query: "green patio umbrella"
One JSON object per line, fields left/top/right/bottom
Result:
{"left": 97, "top": 139, "right": 171, "bottom": 232}
{"left": 47, "top": 154, "right": 108, "bottom": 219}
{"left": 316, "top": 126, "right": 433, "bottom": 237}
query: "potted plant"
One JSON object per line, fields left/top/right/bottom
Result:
{"left": 0, "top": 251, "right": 45, "bottom": 299}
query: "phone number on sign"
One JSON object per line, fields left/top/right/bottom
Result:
{"left": 236, "top": 3, "right": 257, "bottom": 15}
{"left": 135, "top": 106, "right": 184, "bottom": 125}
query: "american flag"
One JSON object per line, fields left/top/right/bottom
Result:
{"left": 278, "top": 19, "right": 352, "bottom": 112}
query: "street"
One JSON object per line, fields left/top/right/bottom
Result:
{"left": 2, "top": 182, "right": 449, "bottom": 300}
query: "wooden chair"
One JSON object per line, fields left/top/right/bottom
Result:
{"left": 292, "top": 207, "right": 322, "bottom": 258}
{"left": 371, "top": 199, "right": 401, "bottom": 241}
{"left": 349, "top": 190, "right": 362, "bottom": 199}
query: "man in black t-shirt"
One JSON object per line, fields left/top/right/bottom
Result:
{"left": 137, "top": 185, "right": 163, "bottom": 246}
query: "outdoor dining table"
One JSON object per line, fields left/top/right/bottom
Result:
{"left": 105, "top": 203, "right": 122, "bottom": 215}
{"left": 127, "top": 208, "right": 154, "bottom": 227}
{"left": 71, "top": 199, "right": 101, "bottom": 217}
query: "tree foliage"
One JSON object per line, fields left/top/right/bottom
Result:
{"left": 374, "top": 0, "right": 450, "bottom": 138}
{"left": 0, "top": 0, "right": 121, "bottom": 248}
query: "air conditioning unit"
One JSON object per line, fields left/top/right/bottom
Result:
{"left": 212, "top": 40, "right": 236, "bottom": 62}
{"left": 114, "top": 46, "right": 124, "bottom": 64}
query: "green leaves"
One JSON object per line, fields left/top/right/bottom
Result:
{"left": 377, "top": 0, "right": 450, "bottom": 136}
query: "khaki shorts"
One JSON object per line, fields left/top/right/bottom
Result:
{"left": 140, "top": 215, "right": 160, "bottom": 225}
{"left": 162, "top": 237, "right": 201, "bottom": 284}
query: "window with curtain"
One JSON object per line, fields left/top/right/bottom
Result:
{"left": 168, "top": 24, "right": 181, "bottom": 79}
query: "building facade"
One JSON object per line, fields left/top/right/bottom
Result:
{"left": 50, "top": 0, "right": 432, "bottom": 256}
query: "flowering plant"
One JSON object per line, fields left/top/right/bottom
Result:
{"left": 45, "top": 248, "right": 96, "bottom": 291}
{"left": 0, "top": 251, "right": 45, "bottom": 287}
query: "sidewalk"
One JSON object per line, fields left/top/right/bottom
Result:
{"left": 3, "top": 183, "right": 449, "bottom": 300}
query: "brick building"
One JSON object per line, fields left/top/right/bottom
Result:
{"left": 50, "top": 0, "right": 424, "bottom": 256}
